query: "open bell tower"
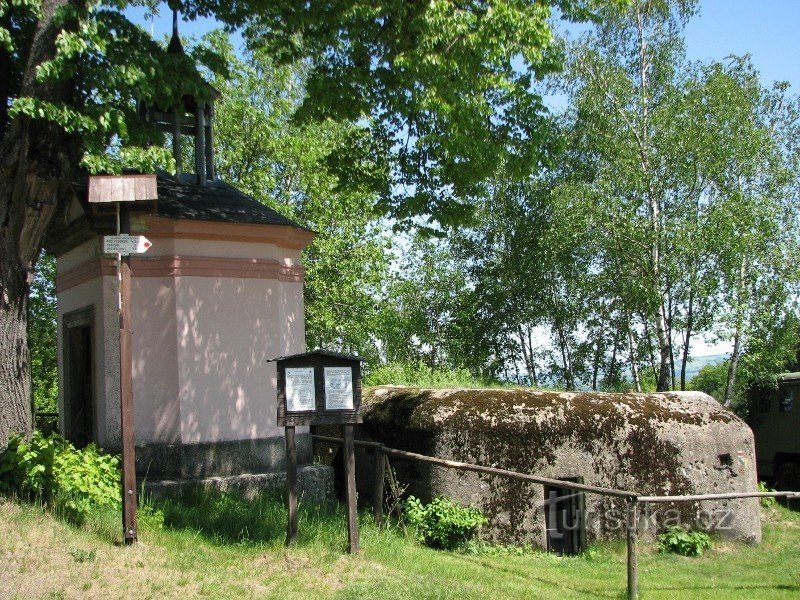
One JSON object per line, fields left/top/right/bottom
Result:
{"left": 137, "top": 9, "right": 219, "bottom": 185}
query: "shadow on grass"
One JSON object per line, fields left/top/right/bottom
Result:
{"left": 459, "top": 555, "right": 622, "bottom": 599}
{"left": 646, "top": 583, "right": 799, "bottom": 593}
{"left": 154, "top": 489, "right": 350, "bottom": 548}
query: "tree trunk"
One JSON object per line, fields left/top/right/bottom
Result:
{"left": 724, "top": 330, "right": 741, "bottom": 408}
{"left": 634, "top": 3, "right": 671, "bottom": 392}
{"left": 556, "top": 324, "right": 574, "bottom": 390}
{"left": 518, "top": 325, "right": 538, "bottom": 387}
{"left": 607, "top": 327, "right": 620, "bottom": 389}
{"left": 0, "top": 0, "right": 82, "bottom": 449}
{"left": 724, "top": 259, "right": 749, "bottom": 408}
{"left": 680, "top": 288, "right": 695, "bottom": 391}
{"left": 627, "top": 314, "right": 642, "bottom": 393}
{"left": 591, "top": 339, "right": 602, "bottom": 391}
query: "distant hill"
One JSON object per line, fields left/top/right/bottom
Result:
{"left": 683, "top": 353, "right": 728, "bottom": 383}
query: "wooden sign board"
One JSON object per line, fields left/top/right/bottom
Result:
{"left": 87, "top": 174, "right": 158, "bottom": 203}
{"left": 273, "top": 350, "right": 363, "bottom": 426}
{"left": 87, "top": 174, "right": 158, "bottom": 217}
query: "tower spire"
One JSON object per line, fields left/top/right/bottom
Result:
{"left": 167, "top": 8, "right": 183, "bottom": 55}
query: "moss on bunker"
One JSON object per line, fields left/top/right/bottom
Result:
{"left": 360, "top": 386, "right": 742, "bottom": 543}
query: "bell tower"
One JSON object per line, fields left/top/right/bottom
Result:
{"left": 138, "top": 9, "right": 218, "bottom": 185}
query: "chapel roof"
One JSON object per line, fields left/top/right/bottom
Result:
{"left": 153, "top": 172, "right": 307, "bottom": 230}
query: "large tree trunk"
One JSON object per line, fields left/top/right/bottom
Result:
{"left": 0, "top": 0, "right": 81, "bottom": 449}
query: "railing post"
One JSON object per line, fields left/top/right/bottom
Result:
{"left": 343, "top": 424, "right": 360, "bottom": 553}
{"left": 372, "top": 444, "right": 385, "bottom": 525}
{"left": 626, "top": 498, "right": 639, "bottom": 600}
{"left": 285, "top": 425, "right": 298, "bottom": 546}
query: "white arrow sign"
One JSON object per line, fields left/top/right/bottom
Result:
{"left": 103, "top": 235, "right": 152, "bottom": 255}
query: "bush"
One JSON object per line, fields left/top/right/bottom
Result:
{"left": 0, "top": 431, "right": 121, "bottom": 523}
{"left": 405, "top": 495, "right": 487, "bottom": 550}
{"left": 363, "top": 361, "right": 503, "bottom": 388}
{"left": 657, "top": 526, "right": 712, "bottom": 556}
{"left": 758, "top": 481, "right": 777, "bottom": 508}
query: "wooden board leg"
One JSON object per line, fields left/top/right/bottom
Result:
{"left": 343, "top": 424, "right": 360, "bottom": 553}
{"left": 285, "top": 425, "right": 298, "bottom": 546}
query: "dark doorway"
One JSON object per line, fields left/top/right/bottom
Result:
{"left": 544, "top": 477, "right": 586, "bottom": 555}
{"left": 63, "top": 308, "right": 95, "bottom": 447}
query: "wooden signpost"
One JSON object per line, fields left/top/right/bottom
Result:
{"left": 272, "top": 350, "right": 363, "bottom": 553}
{"left": 87, "top": 174, "right": 157, "bottom": 545}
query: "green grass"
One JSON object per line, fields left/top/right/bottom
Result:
{"left": 363, "top": 362, "right": 520, "bottom": 389}
{"left": 2, "top": 492, "right": 799, "bottom": 599}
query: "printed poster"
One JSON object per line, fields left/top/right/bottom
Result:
{"left": 285, "top": 367, "right": 315, "bottom": 412}
{"left": 324, "top": 367, "right": 354, "bottom": 410}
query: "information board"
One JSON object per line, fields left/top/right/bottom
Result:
{"left": 103, "top": 235, "right": 152, "bottom": 255}
{"left": 285, "top": 367, "right": 315, "bottom": 412}
{"left": 324, "top": 367, "right": 354, "bottom": 410}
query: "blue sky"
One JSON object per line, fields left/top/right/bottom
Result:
{"left": 684, "top": 0, "right": 799, "bottom": 90}
{"left": 134, "top": 1, "right": 799, "bottom": 94}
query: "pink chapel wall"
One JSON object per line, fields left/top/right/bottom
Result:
{"left": 56, "top": 230, "right": 309, "bottom": 460}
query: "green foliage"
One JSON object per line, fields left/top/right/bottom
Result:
{"left": 138, "top": 500, "right": 166, "bottom": 530}
{"left": 758, "top": 481, "right": 777, "bottom": 509}
{"left": 249, "top": 0, "right": 617, "bottom": 229}
{"left": 364, "top": 362, "right": 505, "bottom": 389}
{"left": 28, "top": 251, "right": 58, "bottom": 416}
{"left": 0, "top": 432, "right": 121, "bottom": 524}
{"left": 463, "top": 540, "right": 539, "bottom": 557}
{"left": 202, "top": 31, "right": 391, "bottom": 363}
{"left": 405, "top": 495, "right": 487, "bottom": 550}
{"left": 5, "top": 0, "right": 604, "bottom": 220}
{"left": 657, "top": 526, "right": 712, "bottom": 556}
{"left": 689, "top": 360, "right": 730, "bottom": 403}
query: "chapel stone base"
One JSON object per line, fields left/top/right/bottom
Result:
{"left": 143, "top": 464, "right": 334, "bottom": 505}
{"left": 135, "top": 434, "right": 313, "bottom": 480}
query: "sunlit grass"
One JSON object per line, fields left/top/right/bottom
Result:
{"left": 2, "top": 491, "right": 799, "bottom": 599}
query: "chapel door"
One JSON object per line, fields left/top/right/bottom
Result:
{"left": 64, "top": 308, "right": 95, "bottom": 447}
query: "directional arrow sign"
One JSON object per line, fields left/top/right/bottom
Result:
{"left": 103, "top": 235, "right": 152, "bottom": 255}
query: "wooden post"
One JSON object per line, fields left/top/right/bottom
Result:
{"left": 172, "top": 107, "right": 182, "bottom": 179}
{"left": 343, "top": 424, "right": 360, "bottom": 553}
{"left": 119, "top": 203, "right": 137, "bottom": 545}
{"left": 372, "top": 445, "right": 385, "bottom": 525}
{"left": 205, "top": 116, "right": 215, "bottom": 182}
{"left": 285, "top": 425, "right": 298, "bottom": 546}
{"left": 626, "top": 498, "right": 639, "bottom": 600}
{"left": 195, "top": 102, "right": 206, "bottom": 185}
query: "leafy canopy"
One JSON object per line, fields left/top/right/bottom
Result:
{"left": 3, "top": 0, "right": 617, "bottom": 228}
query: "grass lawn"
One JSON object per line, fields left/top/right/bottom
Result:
{"left": 1, "top": 492, "right": 798, "bottom": 599}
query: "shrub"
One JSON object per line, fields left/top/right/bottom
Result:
{"left": 363, "top": 361, "right": 503, "bottom": 389}
{"left": 0, "top": 431, "right": 121, "bottom": 523}
{"left": 405, "top": 495, "right": 487, "bottom": 550}
{"left": 758, "top": 481, "right": 777, "bottom": 508}
{"left": 657, "top": 526, "right": 712, "bottom": 556}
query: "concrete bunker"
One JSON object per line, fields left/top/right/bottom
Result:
{"left": 348, "top": 386, "right": 761, "bottom": 548}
